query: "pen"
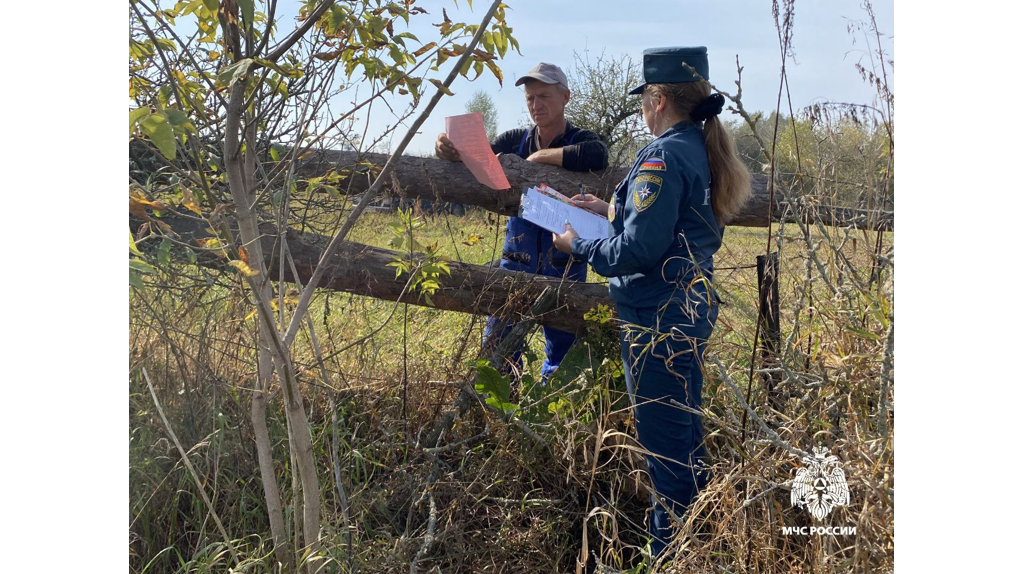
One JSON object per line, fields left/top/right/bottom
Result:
{"left": 578, "top": 183, "right": 585, "bottom": 202}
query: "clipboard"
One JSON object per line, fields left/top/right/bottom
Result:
{"left": 518, "top": 184, "right": 610, "bottom": 240}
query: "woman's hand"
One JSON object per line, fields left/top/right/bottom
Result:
{"left": 573, "top": 193, "right": 609, "bottom": 216}
{"left": 552, "top": 222, "right": 578, "bottom": 254}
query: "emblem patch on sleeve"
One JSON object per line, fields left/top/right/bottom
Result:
{"left": 639, "top": 156, "right": 666, "bottom": 171}
{"left": 632, "top": 174, "right": 663, "bottom": 212}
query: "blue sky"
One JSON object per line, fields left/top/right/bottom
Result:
{"left": 361, "top": 0, "right": 894, "bottom": 155}
{"left": 145, "top": 0, "right": 893, "bottom": 154}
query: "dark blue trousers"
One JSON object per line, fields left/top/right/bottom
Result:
{"left": 484, "top": 216, "right": 587, "bottom": 381}
{"left": 617, "top": 291, "right": 718, "bottom": 558}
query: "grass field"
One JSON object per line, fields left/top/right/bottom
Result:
{"left": 130, "top": 207, "right": 894, "bottom": 573}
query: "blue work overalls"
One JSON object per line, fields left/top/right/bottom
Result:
{"left": 484, "top": 128, "right": 588, "bottom": 382}
{"left": 571, "top": 121, "right": 723, "bottom": 557}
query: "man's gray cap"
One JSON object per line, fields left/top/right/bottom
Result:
{"left": 514, "top": 62, "right": 568, "bottom": 89}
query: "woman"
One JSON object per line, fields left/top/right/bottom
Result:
{"left": 552, "top": 46, "right": 751, "bottom": 557}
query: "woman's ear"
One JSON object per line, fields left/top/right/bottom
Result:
{"left": 653, "top": 92, "right": 667, "bottom": 114}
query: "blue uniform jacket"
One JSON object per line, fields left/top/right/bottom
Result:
{"left": 570, "top": 121, "right": 723, "bottom": 307}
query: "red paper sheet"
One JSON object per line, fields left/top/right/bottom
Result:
{"left": 445, "top": 112, "right": 511, "bottom": 190}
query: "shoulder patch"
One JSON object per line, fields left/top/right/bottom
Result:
{"left": 639, "top": 156, "right": 666, "bottom": 171}
{"left": 632, "top": 173, "right": 663, "bottom": 212}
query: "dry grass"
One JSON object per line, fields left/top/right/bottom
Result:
{"left": 129, "top": 206, "right": 893, "bottom": 573}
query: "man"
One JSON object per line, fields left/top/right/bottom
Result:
{"left": 435, "top": 62, "right": 608, "bottom": 391}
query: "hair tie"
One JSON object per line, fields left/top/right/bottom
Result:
{"left": 692, "top": 93, "right": 725, "bottom": 122}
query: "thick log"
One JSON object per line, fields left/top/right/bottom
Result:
{"left": 296, "top": 150, "right": 893, "bottom": 231}
{"left": 136, "top": 213, "right": 613, "bottom": 334}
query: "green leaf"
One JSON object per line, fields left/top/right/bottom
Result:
{"left": 389, "top": 43, "right": 404, "bottom": 65}
{"left": 154, "top": 37, "right": 178, "bottom": 53}
{"left": 547, "top": 397, "right": 571, "bottom": 417}
{"left": 322, "top": 185, "right": 341, "bottom": 200}
{"left": 163, "top": 108, "right": 196, "bottom": 135}
{"left": 201, "top": 0, "right": 217, "bottom": 12}
{"left": 186, "top": 247, "right": 198, "bottom": 265}
{"left": 216, "top": 58, "right": 254, "bottom": 88}
{"left": 492, "top": 27, "right": 507, "bottom": 58}
{"left": 129, "top": 107, "right": 151, "bottom": 138}
{"left": 129, "top": 229, "right": 143, "bottom": 256}
{"left": 129, "top": 258, "right": 157, "bottom": 274}
{"left": 549, "top": 340, "right": 593, "bottom": 386}
{"left": 845, "top": 325, "right": 881, "bottom": 341}
{"left": 254, "top": 57, "right": 303, "bottom": 79}
{"left": 237, "top": 0, "right": 254, "bottom": 25}
{"left": 158, "top": 238, "right": 172, "bottom": 267}
{"left": 270, "top": 143, "right": 289, "bottom": 162}
{"left": 474, "top": 360, "right": 510, "bottom": 407}
{"left": 139, "top": 112, "right": 176, "bottom": 159}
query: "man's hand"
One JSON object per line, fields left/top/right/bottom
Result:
{"left": 552, "top": 222, "right": 578, "bottom": 254}
{"left": 525, "top": 147, "right": 563, "bottom": 166}
{"left": 435, "top": 133, "right": 461, "bottom": 161}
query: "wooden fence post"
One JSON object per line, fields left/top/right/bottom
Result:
{"left": 756, "top": 252, "right": 783, "bottom": 413}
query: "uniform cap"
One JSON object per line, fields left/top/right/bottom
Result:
{"left": 514, "top": 62, "right": 569, "bottom": 90}
{"left": 629, "top": 46, "right": 710, "bottom": 95}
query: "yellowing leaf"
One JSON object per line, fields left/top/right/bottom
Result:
{"left": 313, "top": 50, "right": 343, "bottom": 61}
{"left": 129, "top": 229, "right": 143, "bottom": 256}
{"left": 181, "top": 187, "right": 202, "bottom": 214}
{"left": 485, "top": 60, "right": 503, "bottom": 87}
{"left": 196, "top": 237, "right": 229, "bottom": 258}
{"left": 129, "top": 189, "right": 171, "bottom": 213}
{"left": 129, "top": 198, "right": 152, "bottom": 221}
{"left": 429, "top": 78, "right": 454, "bottom": 96}
{"left": 229, "top": 259, "right": 260, "bottom": 276}
{"left": 413, "top": 42, "right": 437, "bottom": 57}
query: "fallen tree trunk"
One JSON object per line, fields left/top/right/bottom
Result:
{"left": 136, "top": 213, "right": 613, "bottom": 334}
{"left": 296, "top": 150, "right": 893, "bottom": 231}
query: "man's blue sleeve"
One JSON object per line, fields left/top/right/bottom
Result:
{"left": 570, "top": 158, "right": 688, "bottom": 277}
{"left": 562, "top": 130, "right": 609, "bottom": 172}
{"left": 490, "top": 129, "right": 525, "bottom": 155}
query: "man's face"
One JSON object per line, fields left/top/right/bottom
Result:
{"left": 524, "top": 80, "right": 570, "bottom": 128}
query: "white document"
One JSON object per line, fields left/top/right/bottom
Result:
{"left": 519, "top": 184, "right": 610, "bottom": 241}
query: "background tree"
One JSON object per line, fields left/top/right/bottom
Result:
{"left": 129, "top": 1, "right": 515, "bottom": 570}
{"left": 725, "top": 110, "right": 893, "bottom": 210}
{"left": 465, "top": 90, "right": 499, "bottom": 141}
{"left": 563, "top": 51, "right": 648, "bottom": 168}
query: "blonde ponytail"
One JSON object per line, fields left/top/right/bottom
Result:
{"left": 647, "top": 82, "right": 751, "bottom": 224}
